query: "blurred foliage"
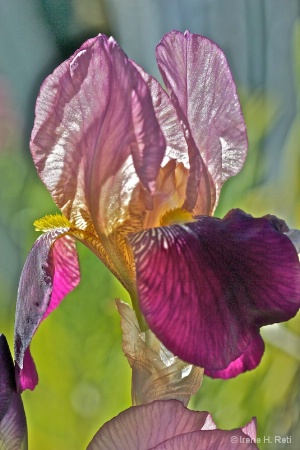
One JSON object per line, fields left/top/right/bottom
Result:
{"left": 0, "top": 2, "right": 300, "bottom": 450}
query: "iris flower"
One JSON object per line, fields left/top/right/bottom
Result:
{"left": 14, "top": 31, "right": 300, "bottom": 392}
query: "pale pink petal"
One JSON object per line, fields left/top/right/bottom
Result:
{"left": 151, "top": 429, "right": 258, "bottom": 449}
{"left": 31, "top": 34, "right": 165, "bottom": 236}
{"left": 87, "top": 400, "right": 215, "bottom": 450}
{"left": 242, "top": 418, "right": 257, "bottom": 442}
{"left": 156, "top": 31, "right": 247, "bottom": 211}
{"left": 132, "top": 61, "right": 189, "bottom": 168}
{"left": 133, "top": 62, "right": 213, "bottom": 218}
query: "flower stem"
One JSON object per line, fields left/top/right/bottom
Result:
{"left": 130, "top": 291, "right": 148, "bottom": 332}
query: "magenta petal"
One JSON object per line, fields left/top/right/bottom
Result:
{"left": 0, "top": 334, "right": 28, "bottom": 449}
{"left": 205, "top": 335, "right": 265, "bottom": 379}
{"left": 87, "top": 400, "right": 215, "bottom": 450}
{"left": 31, "top": 34, "right": 165, "bottom": 234}
{"left": 129, "top": 209, "right": 300, "bottom": 370}
{"left": 156, "top": 31, "right": 247, "bottom": 209}
{"left": 14, "top": 348, "right": 38, "bottom": 393}
{"left": 14, "top": 232, "right": 80, "bottom": 392}
{"left": 42, "top": 235, "right": 80, "bottom": 319}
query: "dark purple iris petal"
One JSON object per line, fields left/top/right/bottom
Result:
{"left": 14, "top": 232, "right": 80, "bottom": 392}
{"left": 205, "top": 335, "right": 265, "bottom": 378}
{"left": 0, "top": 334, "right": 28, "bottom": 449}
{"left": 129, "top": 209, "right": 300, "bottom": 372}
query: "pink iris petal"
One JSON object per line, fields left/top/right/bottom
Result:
{"left": 0, "top": 334, "right": 28, "bottom": 449}
{"left": 87, "top": 400, "right": 214, "bottom": 449}
{"left": 151, "top": 430, "right": 257, "bottom": 450}
{"left": 242, "top": 418, "right": 257, "bottom": 443}
{"left": 30, "top": 34, "right": 165, "bottom": 236}
{"left": 14, "top": 232, "right": 80, "bottom": 392}
{"left": 129, "top": 209, "right": 300, "bottom": 372}
{"left": 205, "top": 335, "right": 265, "bottom": 379}
{"left": 132, "top": 61, "right": 189, "bottom": 168}
{"left": 156, "top": 31, "right": 247, "bottom": 212}
{"left": 87, "top": 400, "right": 258, "bottom": 450}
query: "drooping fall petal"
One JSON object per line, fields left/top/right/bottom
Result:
{"left": 205, "top": 335, "right": 265, "bottom": 379}
{"left": 156, "top": 31, "right": 247, "bottom": 213}
{"left": 0, "top": 334, "right": 27, "bottom": 449}
{"left": 116, "top": 300, "right": 203, "bottom": 406}
{"left": 87, "top": 400, "right": 258, "bottom": 450}
{"left": 129, "top": 209, "right": 300, "bottom": 373}
{"left": 30, "top": 34, "right": 165, "bottom": 237}
{"left": 14, "top": 227, "right": 80, "bottom": 392}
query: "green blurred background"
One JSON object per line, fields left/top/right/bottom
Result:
{"left": 0, "top": 1, "right": 300, "bottom": 449}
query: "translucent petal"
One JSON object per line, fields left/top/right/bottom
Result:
{"left": 156, "top": 31, "right": 247, "bottom": 212}
{"left": 31, "top": 34, "right": 165, "bottom": 238}
{"left": 87, "top": 400, "right": 215, "bottom": 450}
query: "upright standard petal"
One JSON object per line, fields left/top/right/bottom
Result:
{"left": 14, "top": 225, "right": 80, "bottom": 392}
{"left": 0, "top": 335, "right": 27, "bottom": 449}
{"left": 30, "top": 34, "right": 165, "bottom": 238}
{"left": 129, "top": 209, "right": 300, "bottom": 372}
{"left": 87, "top": 400, "right": 258, "bottom": 450}
{"left": 156, "top": 31, "right": 247, "bottom": 212}
{"left": 133, "top": 62, "right": 214, "bottom": 224}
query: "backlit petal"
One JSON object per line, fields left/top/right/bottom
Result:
{"left": 87, "top": 400, "right": 215, "bottom": 450}
{"left": 30, "top": 34, "right": 165, "bottom": 237}
{"left": 151, "top": 429, "right": 258, "bottom": 450}
{"left": 156, "top": 31, "right": 247, "bottom": 212}
{"left": 0, "top": 335, "right": 27, "bottom": 449}
{"left": 129, "top": 209, "right": 300, "bottom": 370}
{"left": 132, "top": 61, "right": 188, "bottom": 168}
{"left": 242, "top": 418, "right": 257, "bottom": 442}
{"left": 14, "top": 230, "right": 79, "bottom": 392}
{"left": 132, "top": 63, "right": 200, "bottom": 224}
